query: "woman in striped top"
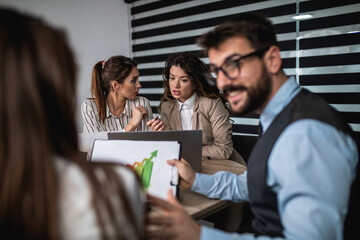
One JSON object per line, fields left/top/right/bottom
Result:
{"left": 81, "top": 55, "right": 153, "bottom": 132}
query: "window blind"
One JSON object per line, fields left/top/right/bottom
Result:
{"left": 129, "top": 0, "right": 360, "bottom": 136}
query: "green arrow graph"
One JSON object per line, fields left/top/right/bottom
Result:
{"left": 130, "top": 150, "right": 157, "bottom": 188}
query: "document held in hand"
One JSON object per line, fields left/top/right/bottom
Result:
{"left": 90, "top": 139, "right": 180, "bottom": 200}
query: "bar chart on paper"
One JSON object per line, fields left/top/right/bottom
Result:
{"left": 90, "top": 140, "right": 181, "bottom": 199}
{"left": 127, "top": 150, "right": 157, "bottom": 188}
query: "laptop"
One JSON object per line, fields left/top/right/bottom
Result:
{"left": 108, "top": 130, "right": 202, "bottom": 172}
{"left": 78, "top": 132, "right": 108, "bottom": 153}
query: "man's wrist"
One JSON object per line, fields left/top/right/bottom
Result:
{"left": 190, "top": 173, "right": 200, "bottom": 191}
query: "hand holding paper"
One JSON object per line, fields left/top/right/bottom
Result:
{"left": 167, "top": 158, "right": 195, "bottom": 189}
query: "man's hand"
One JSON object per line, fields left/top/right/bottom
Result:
{"left": 167, "top": 158, "right": 195, "bottom": 189}
{"left": 146, "top": 116, "right": 168, "bottom": 131}
{"left": 146, "top": 190, "right": 201, "bottom": 240}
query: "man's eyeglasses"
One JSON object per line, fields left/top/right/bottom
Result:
{"left": 209, "top": 46, "right": 270, "bottom": 80}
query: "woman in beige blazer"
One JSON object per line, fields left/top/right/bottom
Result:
{"left": 147, "top": 52, "right": 245, "bottom": 165}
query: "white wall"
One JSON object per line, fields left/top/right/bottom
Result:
{"left": 0, "top": 0, "right": 131, "bottom": 131}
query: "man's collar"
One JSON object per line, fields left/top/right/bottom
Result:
{"left": 260, "top": 76, "right": 300, "bottom": 133}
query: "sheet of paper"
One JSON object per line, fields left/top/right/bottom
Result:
{"left": 91, "top": 139, "right": 180, "bottom": 200}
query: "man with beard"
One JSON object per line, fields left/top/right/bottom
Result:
{"left": 145, "top": 13, "right": 358, "bottom": 240}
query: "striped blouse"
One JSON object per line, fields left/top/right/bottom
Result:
{"left": 81, "top": 96, "right": 153, "bottom": 133}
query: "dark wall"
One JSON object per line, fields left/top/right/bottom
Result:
{"left": 129, "top": 0, "right": 360, "bottom": 136}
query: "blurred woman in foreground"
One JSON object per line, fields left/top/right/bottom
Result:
{"left": 0, "top": 8, "right": 144, "bottom": 239}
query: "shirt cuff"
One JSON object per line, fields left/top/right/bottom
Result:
{"left": 200, "top": 226, "right": 257, "bottom": 240}
{"left": 191, "top": 173, "right": 215, "bottom": 194}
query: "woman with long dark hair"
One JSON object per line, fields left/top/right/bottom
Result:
{"left": 0, "top": 8, "right": 145, "bottom": 239}
{"left": 147, "top": 52, "right": 245, "bottom": 164}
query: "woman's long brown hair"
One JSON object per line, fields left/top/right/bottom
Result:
{"left": 91, "top": 56, "right": 138, "bottom": 124}
{"left": 159, "top": 52, "right": 228, "bottom": 112}
{"left": 0, "top": 8, "right": 143, "bottom": 239}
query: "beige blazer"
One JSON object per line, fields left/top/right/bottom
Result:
{"left": 160, "top": 95, "right": 245, "bottom": 165}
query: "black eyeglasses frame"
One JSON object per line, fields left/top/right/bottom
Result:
{"left": 209, "top": 46, "right": 271, "bottom": 80}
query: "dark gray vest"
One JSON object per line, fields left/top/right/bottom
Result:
{"left": 247, "top": 89, "right": 357, "bottom": 237}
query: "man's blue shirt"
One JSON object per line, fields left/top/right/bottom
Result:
{"left": 192, "top": 77, "right": 358, "bottom": 240}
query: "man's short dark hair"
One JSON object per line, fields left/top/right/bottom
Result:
{"left": 197, "top": 12, "right": 278, "bottom": 52}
